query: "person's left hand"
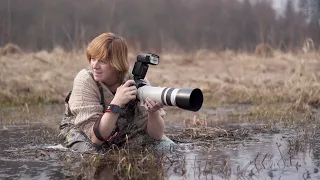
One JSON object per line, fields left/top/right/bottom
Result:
{"left": 144, "top": 97, "right": 163, "bottom": 113}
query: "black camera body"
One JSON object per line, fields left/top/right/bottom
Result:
{"left": 132, "top": 53, "right": 159, "bottom": 88}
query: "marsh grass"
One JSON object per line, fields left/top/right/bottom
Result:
{"left": 1, "top": 104, "right": 317, "bottom": 180}
{"left": 59, "top": 121, "right": 293, "bottom": 180}
{"left": 2, "top": 48, "right": 320, "bottom": 123}
{"left": 2, "top": 49, "right": 320, "bottom": 111}
{"left": 1, "top": 104, "right": 285, "bottom": 180}
{"left": 56, "top": 146, "right": 167, "bottom": 180}
{"left": 235, "top": 126, "right": 318, "bottom": 180}
{"left": 2, "top": 48, "right": 320, "bottom": 179}
{"left": 61, "top": 142, "right": 237, "bottom": 180}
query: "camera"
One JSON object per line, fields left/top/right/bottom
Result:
{"left": 132, "top": 53, "right": 159, "bottom": 88}
{"left": 132, "top": 53, "right": 203, "bottom": 112}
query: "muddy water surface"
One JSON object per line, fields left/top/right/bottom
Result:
{"left": 1, "top": 104, "right": 320, "bottom": 180}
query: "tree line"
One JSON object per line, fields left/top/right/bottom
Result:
{"left": 0, "top": 0, "right": 319, "bottom": 52}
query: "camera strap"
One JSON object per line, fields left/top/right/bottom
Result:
{"left": 86, "top": 67, "right": 121, "bottom": 144}
{"left": 85, "top": 67, "right": 106, "bottom": 111}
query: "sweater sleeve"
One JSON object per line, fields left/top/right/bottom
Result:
{"left": 68, "top": 69, "right": 103, "bottom": 139}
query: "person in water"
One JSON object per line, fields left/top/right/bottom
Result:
{"left": 58, "top": 32, "right": 176, "bottom": 153}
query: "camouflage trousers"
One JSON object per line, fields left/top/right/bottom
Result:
{"left": 58, "top": 126, "right": 177, "bottom": 154}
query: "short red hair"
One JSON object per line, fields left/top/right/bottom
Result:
{"left": 86, "top": 32, "right": 129, "bottom": 81}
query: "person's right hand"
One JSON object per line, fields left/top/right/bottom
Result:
{"left": 111, "top": 80, "right": 137, "bottom": 107}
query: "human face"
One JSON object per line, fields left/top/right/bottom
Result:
{"left": 90, "top": 58, "right": 119, "bottom": 86}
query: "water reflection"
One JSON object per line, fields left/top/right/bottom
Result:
{"left": 2, "top": 104, "right": 320, "bottom": 179}
{"left": 159, "top": 130, "right": 320, "bottom": 180}
{"left": 2, "top": 124, "right": 320, "bottom": 180}
{"left": 312, "top": 125, "right": 320, "bottom": 169}
{"left": 0, "top": 125, "right": 64, "bottom": 180}
{"left": 0, "top": 159, "right": 64, "bottom": 180}
{"left": 93, "top": 128, "right": 320, "bottom": 180}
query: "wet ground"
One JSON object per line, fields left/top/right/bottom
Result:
{"left": 1, "top": 104, "right": 320, "bottom": 180}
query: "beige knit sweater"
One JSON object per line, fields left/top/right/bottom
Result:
{"left": 68, "top": 68, "right": 165, "bottom": 142}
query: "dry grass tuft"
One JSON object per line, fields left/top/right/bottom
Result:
{"left": 0, "top": 43, "right": 24, "bottom": 55}
{"left": 255, "top": 43, "right": 273, "bottom": 58}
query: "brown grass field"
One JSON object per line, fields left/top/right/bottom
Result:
{"left": 1, "top": 47, "right": 320, "bottom": 179}
{"left": 1, "top": 47, "right": 320, "bottom": 119}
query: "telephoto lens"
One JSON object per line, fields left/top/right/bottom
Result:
{"left": 137, "top": 86, "right": 203, "bottom": 112}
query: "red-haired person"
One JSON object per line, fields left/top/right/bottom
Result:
{"left": 58, "top": 32, "right": 176, "bottom": 153}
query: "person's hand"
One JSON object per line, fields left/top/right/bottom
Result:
{"left": 112, "top": 80, "right": 137, "bottom": 107}
{"left": 144, "top": 97, "right": 163, "bottom": 113}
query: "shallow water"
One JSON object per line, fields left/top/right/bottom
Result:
{"left": 166, "top": 131, "right": 320, "bottom": 180}
{"left": 1, "top": 105, "right": 319, "bottom": 180}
